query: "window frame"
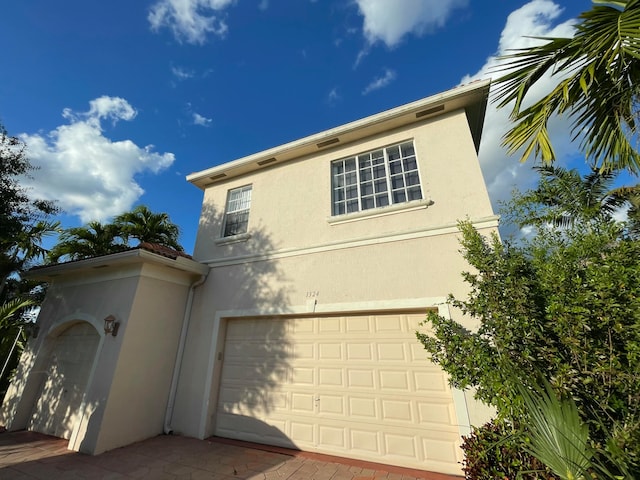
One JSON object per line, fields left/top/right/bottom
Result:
{"left": 331, "top": 140, "right": 423, "bottom": 217}
{"left": 221, "top": 184, "right": 252, "bottom": 238}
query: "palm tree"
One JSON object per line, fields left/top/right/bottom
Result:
{"left": 507, "top": 165, "right": 638, "bottom": 229}
{"left": 49, "top": 221, "right": 127, "bottom": 263}
{"left": 0, "top": 297, "right": 36, "bottom": 395}
{"left": 114, "top": 205, "right": 183, "bottom": 251}
{"left": 493, "top": 0, "right": 640, "bottom": 173}
{"left": 0, "top": 219, "right": 61, "bottom": 298}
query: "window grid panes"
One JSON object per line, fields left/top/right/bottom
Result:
{"left": 331, "top": 141, "right": 422, "bottom": 216}
{"left": 223, "top": 185, "right": 252, "bottom": 237}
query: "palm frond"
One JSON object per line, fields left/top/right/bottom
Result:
{"left": 0, "top": 298, "right": 36, "bottom": 327}
{"left": 518, "top": 380, "right": 593, "bottom": 480}
{"left": 492, "top": 0, "right": 640, "bottom": 172}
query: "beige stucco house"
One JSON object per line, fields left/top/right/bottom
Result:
{"left": 1, "top": 79, "right": 497, "bottom": 476}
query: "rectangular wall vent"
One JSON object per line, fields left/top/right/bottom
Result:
{"left": 317, "top": 138, "right": 340, "bottom": 148}
{"left": 208, "top": 173, "right": 227, "bottom": 181}
{"left": 257, "top": 157, "right": 277, "bottom": 166}
{"left": 416, "top": 105, "right": 445, "bottom": 118}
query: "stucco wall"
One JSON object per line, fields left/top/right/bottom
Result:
{"left": 173, "top": 108, "right": 498, "bottom": 438}
{"left": 193, "top": 110, "right": 493, "bottom": 261}
{"left": 0, "top": 267, "right": 140, "bottom": 442}
{"left": 1, "top": 257, "right": 204, "bottom": 455}
{"left": 93, "top": 264, "right": 193, "bottom": 453}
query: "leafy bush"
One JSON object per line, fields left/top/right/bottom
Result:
{"left": 417, "top": 220, "right": 640, "bottom": 476}
{"left": 461, "top": 420, "right": 558, "bottom": 480}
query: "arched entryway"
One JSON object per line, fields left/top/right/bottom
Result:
{"left": 28, "top": 322, "right": 100, "bottom": 439}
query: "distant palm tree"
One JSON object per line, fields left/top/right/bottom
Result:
{"left": 114, "top": 205, "right": 183, "bottom": 251}
{"left": 49, "top": 221, "right": 127, "bottom": 263}
{"left": 0, "top": 219, "right": 60, "bottom": 297}
{"left": 493, "top": 0, "right": 640, "bottom": 173}
{"left": 509, "top": 166, "right": 640, "bottom": 232}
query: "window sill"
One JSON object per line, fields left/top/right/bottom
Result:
{"left": 327, "top": 198, "right": 433, "bottom": 225}
{"left": 214, "top": 233, "right": 252, "bottom": 246}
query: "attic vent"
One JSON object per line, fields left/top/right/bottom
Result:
{"left": 416, "top": 105, "right": 445, "bottom": 118}
{"left": 317, "top": 138, "right": 340, "bottom": 148}
{"left": 208, "top": 173, "right": 227, "bottom": 181}
{"left": 93, "top": 265, "right": 109, "bottom": 269}
{"left": 257, "top": 157, "right": 277, "bottom": 166}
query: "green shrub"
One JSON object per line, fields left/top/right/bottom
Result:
{"left": 461, "top": 420, "right": 558, "bottom": 480}
{"left": 417, "top": 220, "right": 640, "bottom": 474}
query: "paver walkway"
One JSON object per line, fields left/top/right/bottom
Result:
{"left": 0, "top": 431, "right": 461, "bottom": 480}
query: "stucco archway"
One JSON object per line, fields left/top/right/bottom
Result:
{"left": 27, "top": 321, "right": 101, "bottom": 440}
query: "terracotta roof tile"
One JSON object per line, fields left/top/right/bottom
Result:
{"left": 137, "top": 242, "right": 193, "bottom": 260}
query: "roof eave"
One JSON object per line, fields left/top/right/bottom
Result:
{"left": 186, "top": 79, "right": 491, "bottom": 190}
{"left": 27, "top": 249, "right": 209, "bottom": 281}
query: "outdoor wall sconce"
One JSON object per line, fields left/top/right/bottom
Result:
{"left": 103, "top": 315, "right": 120, "bottom": 337}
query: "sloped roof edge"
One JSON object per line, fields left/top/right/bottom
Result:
{"left": 27, "top": 244, "right": 209, "bottom": 281}
{"left": 187, "top": 79, "right": 491, "bottom": 190}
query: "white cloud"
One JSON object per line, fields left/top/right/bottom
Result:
{"left": 19, "top": 97, "right": 175, "bottom": 223}
{"left": 148, "top": 0, "right": 236, "bottom": 44}
{"left": 362, "top": 68, "right": 396, "bottom": 95}
{"left": 326, "top": 87, "right": 340, "bottom": 105}
{"left": 171, "top": 66, "right": 195, "bottom": 80}
{"left": 458, "top": 0, "right": 578, "bottom": 214}
{"left": 355, "top": 0, "right": 468, "bottom": 48}
{"left": 193, "top": 112, "right": 212, "bottom": 126}
{"left": 258, "top": 0, "right": 268, "bottom": 11}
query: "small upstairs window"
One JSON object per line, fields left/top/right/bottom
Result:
{"left": 331, "top": 141, "right": 422, "bottom": 216}
{"left": 222, "top": 185, "right": 252, "bottom": 237}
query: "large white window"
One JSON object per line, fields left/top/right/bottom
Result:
{"left": 222, "top": 185, "right": 252, "bottom": 237}
{"left": 331, "top": 141, "right": 422, "bottom": 216}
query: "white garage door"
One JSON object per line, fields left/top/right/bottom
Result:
{"left": 29, "top": 322, "right": 100, "bottom": 439}
{"left": 215, "top": 312, "right": 463, "bottom": 475}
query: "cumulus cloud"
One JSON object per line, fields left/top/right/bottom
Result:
{"left": 458, "top": 0, "right": 578, "bottom": 215}
{"left": 193, "top": 112, "right": 212, "bottom": 126}
{"left": 148, "top": 0, "right": 236, "bottom": 44}
{"left": 362, "top": 68, "right": 396, "bottom": 95}
{"left": 355, "top": 0, "right": 468, "bottom": 48}
{"left": 19, "top": 97, "right": 175, "bottom": 223}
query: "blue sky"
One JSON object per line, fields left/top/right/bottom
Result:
{"left": 1, "top": 0, "right": 589, "bottom": 252}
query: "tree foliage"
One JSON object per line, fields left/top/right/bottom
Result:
{"left": 493, "top": 0, "right": 640, "bottom": 173}
{"left": 48, "top": 205, "right": 184, "bottom": 263}
{"left": 503, "top": 165, "right": 640, "bottom": 236}
{"left": 114, "top": 205, "right": 182, "bottom": 251}
{"left": 417, "top": 216, "right": 640, "bottom": 475}
{"left": 0, "top": 124, "right": 58, "bottom": 396}
{"left": 48, "top": 221, "right": 128, "bottom": 262}
{"left": 0, "top": 125, "right": 59, "bottom": 294}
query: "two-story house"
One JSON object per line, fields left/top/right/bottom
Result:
{"left": 1, "top": 79, "right": 497, "bottom": 476}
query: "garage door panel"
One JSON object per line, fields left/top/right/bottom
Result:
{"left": 294, "top": 342, "right": 315, "bottom": 359}
{"left": 345, "top": 316, "right": 370, "bottom": 332}
{"left": 414, "top": 371, "right": 449, "bottom": 393}
{"left": 318, "top": 368, "right": 343, "bottom": 386}
{"left": 215, "top": 313, "right": 463, "bottom": 475}
{"left": 417, "top": 400, "right": 458, "bottom": 425}
{"left": 347, "top": 369, "right": 376, "bottom": 389}
{"left": 350, "top": 430, "right": 380, "bottom": 454}
{"left": 348, "top": 397, "right": 377, "bottom": 419}
{"left": 290, "top": 421, "right": 314, "bottom": 443}
{"left": 291, "top": 367, "right": 314, "bottom": 385}
{"left": 318, "top": 343, "right": 341, "bottom": 359}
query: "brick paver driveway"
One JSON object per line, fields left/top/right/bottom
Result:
{"left": 0, "top": 431, "right": 460, "bottom": 480}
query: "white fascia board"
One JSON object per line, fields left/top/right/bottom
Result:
{"left": 26, "top": 249, "right": 209, "bottom": 281}
{"left": 186, "top": 80, "right": 490, "bottom": 190}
